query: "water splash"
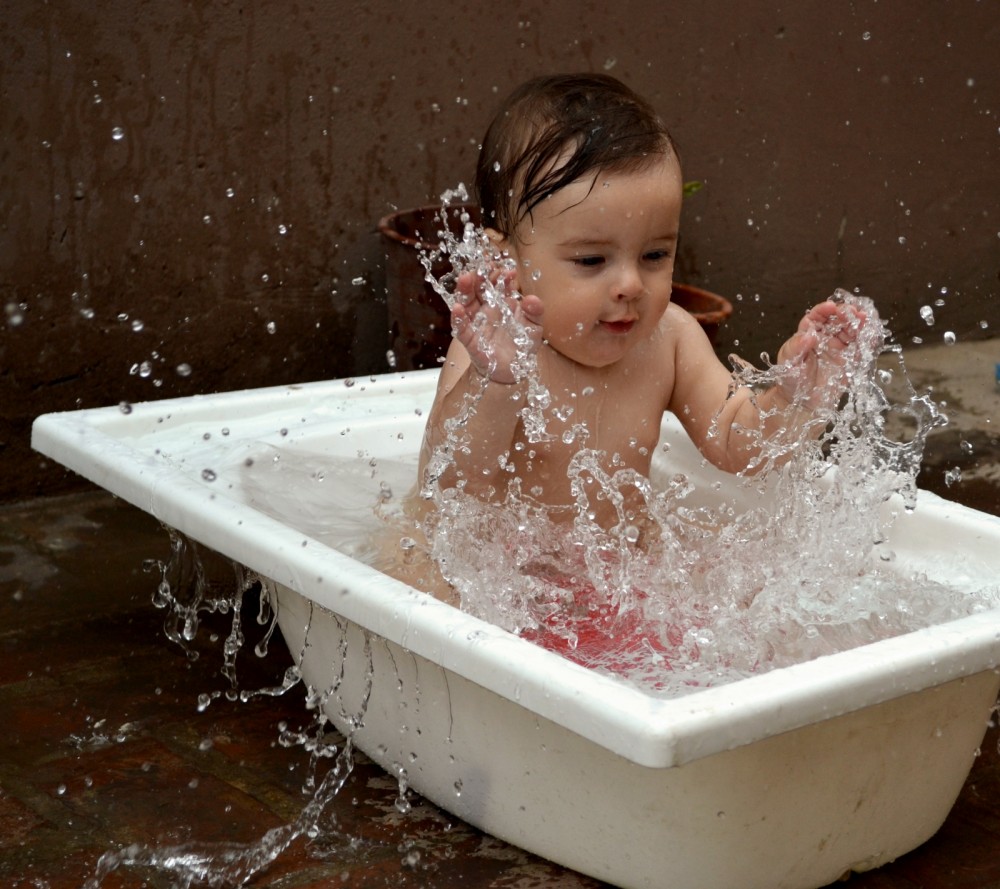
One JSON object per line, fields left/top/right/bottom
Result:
{"left": 86, "top": 535, "right": 374, "bottom": 888}
{"left": 84, "top": 738, "right": 356, "bottom": 889}
{"left": 409, "top": 196, "right": 998, "bottom": 695}
{"left": 418, "top": 186, "right": 554, "bottom": 449}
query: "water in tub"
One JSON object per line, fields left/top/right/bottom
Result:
{"left": 86, "top": 192, "right": 999, "bottom": 885}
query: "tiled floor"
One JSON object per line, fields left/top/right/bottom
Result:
{"left": 2, "top": 339, "right": 999, "bottom": 888}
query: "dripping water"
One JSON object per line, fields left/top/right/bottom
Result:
{"left": 84, "top": 533, "right": 374, "bottom": 888}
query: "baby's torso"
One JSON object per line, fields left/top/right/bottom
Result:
{"left": 502, "top": 340, "right": 674, "bottom": 526}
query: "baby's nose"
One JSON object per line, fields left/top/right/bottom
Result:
{"left": 615, "top": 265, "right": 645, "bottom": 300}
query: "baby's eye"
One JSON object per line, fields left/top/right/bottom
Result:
{"left": 643, "top": 250, "right": 672, "bottom": 263}
{"left": 572, "top": 255, "right": 605, "bottom": 267}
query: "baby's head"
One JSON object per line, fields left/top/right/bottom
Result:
{"left": 475, "top": 73, "right": 677, "bottom": 242}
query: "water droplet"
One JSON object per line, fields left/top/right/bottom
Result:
{"left": 201, "top": 469, "right": 217, "bottom": 482}
{"left": 4, "top": 302, "right": 25, "bottom": 327}
{"left": 79, "top": 307, "right": 95, "bottom": 319}
{"left": 130, "top": 318, "right": 144, "bottom": 332}
{"left": 175, "top": 362, "right": 192, "bottom": 377}
{"left": 942, "top": 331, "right": 956, "bottom": 345}
{"left": 343, "top": 378, "right": 356, "bottom": 387}
{"left": 118, "top": 401, "right": 133, "bottom": 415}
{"left": 352, "top": 276, "right": 365, "bottom": 286}
{"left": 386, "top": 350, "right": 397, "bottom": 368}
{"left": 862, "top": 31, "right": 871, "bottom": 40}
{"left": 919, "top": 305, "right": 935, "bottom": 325}
{"left": 278, "top": 223, "right": 288, "bottom": 235}
{"left": 266, "top": 321, "right": 277, "bottom": 334}
{"left": 225, "top": 187, "right": 235, "bottom": 198}
{"left": 56, "top": 784, "right": 67, "bottom": 796}
{"left": 111, "top": 126, "right": 125, "bottom": 141}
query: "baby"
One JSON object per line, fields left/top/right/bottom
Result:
{"left": 416, "top": 73, "right": 870, "bottom": 536}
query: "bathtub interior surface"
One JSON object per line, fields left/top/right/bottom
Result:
{"left": 32, "top": 370, "right": 1000, "bottom": 769}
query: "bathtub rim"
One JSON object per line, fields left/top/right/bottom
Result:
{"left": 31, "top": 370, "right": 1000, "bottom": 770}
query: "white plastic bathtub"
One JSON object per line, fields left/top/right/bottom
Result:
{"left": 32, "top": 370, "right": 1000, "bottom": 889}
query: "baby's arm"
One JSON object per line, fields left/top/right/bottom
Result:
{"left": 417, "top": 271, "right": 543, "bottom": 497}
{"left": 670, "top": 300, "right": 873, "bottom": 474}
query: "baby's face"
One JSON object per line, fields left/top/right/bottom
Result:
{"left": 502, "top": 154, "right": 682, "bottom": 369}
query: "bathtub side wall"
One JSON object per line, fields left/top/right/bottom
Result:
{"left": 274, "top": 582, "right": 1000, "bottom": 889}
{"left": 4, "top": 1, "right": 1000, "bottom": 499}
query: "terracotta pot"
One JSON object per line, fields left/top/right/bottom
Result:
{"left": 378, "top": 204, "right": 733, "bottom": 371}
{"left": 668, "top": 281, "right": 733, "bottom": 346}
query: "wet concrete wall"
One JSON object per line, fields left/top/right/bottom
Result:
{"left": 3, "top": 1, "right": 999, "bottom": 499}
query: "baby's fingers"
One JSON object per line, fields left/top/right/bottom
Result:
{"left": 824, "top": 305, "right": 868, "bottom": 350}
{"left": 517, "top": 292, "right": 544, "bottom": 326}
{"left": 455, "top": 268, "right": 517, "bottom": 304}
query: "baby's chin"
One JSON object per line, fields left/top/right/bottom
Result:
{"left": 539, "top": 337, "right": 632, "bottom": 371}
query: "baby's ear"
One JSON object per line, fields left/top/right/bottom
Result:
{"left": 484, "top": 227, "right": 519, "bottom": 275}
{"left": 484, "top": 227, "right": 509, "bottom": 253}
{"left": 483, "top": 228, "right": 522, "bottom": 292}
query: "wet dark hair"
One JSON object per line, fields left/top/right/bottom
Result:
{"left": 475, "top": 73, "right": 677, "bottom": 239}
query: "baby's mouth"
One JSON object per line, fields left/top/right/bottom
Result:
{"left": 600, "top": 318, "right": 637, "bottom": 334}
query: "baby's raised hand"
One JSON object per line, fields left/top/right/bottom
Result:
{"left": 773, "top": 299, "right": 878, "bottom": 408}
{"left": 451, "top": 268, "right": 543, "bottom": 384}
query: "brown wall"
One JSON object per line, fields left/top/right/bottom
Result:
{"left": 3, "top": 1, "right": 999, "bottom": 500}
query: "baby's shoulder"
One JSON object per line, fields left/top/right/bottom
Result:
{"left": 663, "top": 299, "right": 702, "bottom": 334}
{"left": 649, "top": 301, "right": 698, "bottom": 361}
